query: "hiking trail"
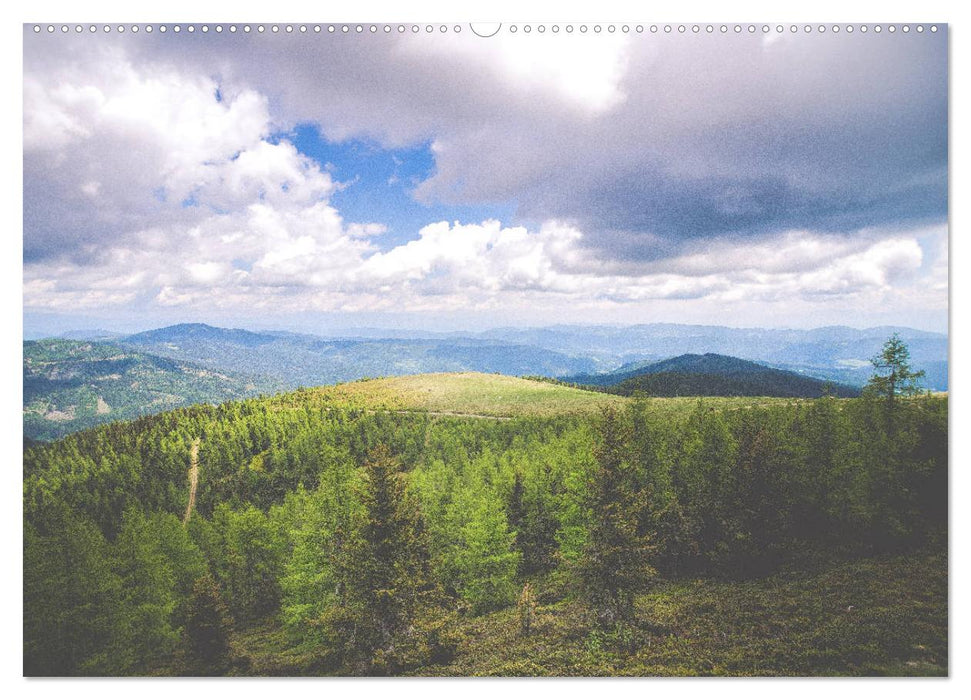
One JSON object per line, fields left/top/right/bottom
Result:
{"left": 183, "top": 437, "right": 200, "bottom": 525}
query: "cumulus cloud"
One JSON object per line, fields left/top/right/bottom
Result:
{"left": 22, "top": 28, "right": 948, "bottom": 329}
{"left": 91, "top": 28, "right": 946, "bottom": 255}
{"left": 23, "top": 43, "right": 333, "bottom": 264}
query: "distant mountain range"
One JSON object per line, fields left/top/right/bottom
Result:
{"left": 23, "top": 322, "right": 946, "bottom": 440}
{"left": 475, "top": 323, "right": 947, "bottom": 387}
{"left": 120, "top": 323, "right": 600, "bottom": 386}
{"left": 566, "top": 353, "right": 862, "bottom": 399}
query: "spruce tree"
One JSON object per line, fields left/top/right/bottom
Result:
{"left": 446, "top": 486, "right": 520, "bottom": 614}
{"left": 578, "top": 408, "right": 655, "bottom": 628}
{"left": 24, "top": 505, "right": 128, "bottom": 675}
{"left": 868, "top": 333, "right": 926, "bottom": 405}
{"left": 338, "top": 444, "right": 432, "bottom": 667}
{"left": 182, "top": 573, "right": 234, "bottom": 675}
{"left": 508, "top": 470, "right": 558, "bottom": 577}
{"left": 113, "top": 508, "right": 180, "bottom": 669}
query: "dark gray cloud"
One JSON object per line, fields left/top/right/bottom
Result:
{"left": 25, "top": 27, "right": 947, "bottom": 266}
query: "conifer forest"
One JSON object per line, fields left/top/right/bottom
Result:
{"left": 23, "top": 353, "right": 948, "bottom": 676}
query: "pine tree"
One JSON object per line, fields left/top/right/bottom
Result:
{"left": 868, "top": 333, "right": 926, "bottom": 410}
{"left": 113, "top": 508, "right": 180, "bottom": 669}
{"left": 629, "top": 400, "right": 692, "bottom": 576}
{"left": 24, "top": 506, "right": 128, "bottom": 676}
{"left": 578, "top": 408, "right": 655, "bottom": 628}
{"left": 337, "top": 445, "right": 433, "bottom": 668}
{"left": 508, "top": 470, "right": 559, "bottom": 577}
{"left": 183, "top": 573, "right": 234, "bottom": 675}
{"left": 446, "top": 485, "right": 520, "bottom": 614}
{"left": 210, "top": 504, "right": 283, "bottom": 623}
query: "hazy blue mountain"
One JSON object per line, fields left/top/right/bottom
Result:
{"left": 56, "top": 329, "right": 124, "bottom": 342}
{"left": 567, "top": 353, "right": 862, "bottom": 398}
{"left": 483, "top": 323, "right": 947, "bottom": 390}
{"left": 118, "top": 323, "right": 600, "bottom": 386}
{"left": 23, "top": 338, "right": 277, "bottom": 440}
{"left": 124, "top": 323, "right": 278, "bottom": 348}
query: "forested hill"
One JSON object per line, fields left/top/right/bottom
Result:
{"left": 23, "top": 372, "right": 948, "bottom": 676}
{"left": 567, "top": 353, "right": 862, "bottom": 398}
{"left": 23, "top": 338, "right": 275, "bottom": 441}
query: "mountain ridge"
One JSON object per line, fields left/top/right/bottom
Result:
{"left": 24, "top": 322, "right": 945, "bottom": 440}
{"left": 574, "top": 353, "right": 863, "bottom": 398}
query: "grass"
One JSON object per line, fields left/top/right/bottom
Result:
{"left": 228, "top": 549, "right": 946, "bottom": 677}
{"left": 274, "top": 372, "right": 804, "bottom": 420}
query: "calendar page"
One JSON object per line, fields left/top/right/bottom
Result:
{"left": 22, "top": 20, "right": 948, "bottom": 678}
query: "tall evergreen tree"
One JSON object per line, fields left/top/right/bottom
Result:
{"left": 578, "top": 408, "right": 655, "bottom": 628}
{"left": 112, "top": 508, "right": 180, "bottom": 669}
{"left": 182, "top": 573, "right": 234, "bottom": 675}
{"left": 445, "top": 484, "right": 520, "bottom": 614}
{"left": 508, "top": 469, "right": 559, "bottom": 577}
{"left": 337, "top": 445, "right": 433, "bottom": 668}
{"left": 210, "top": 504, "right": 283, "bottom": 623}
{"left": 24, "top": 505, "right": 128, "bottom": 675}
{"left": 868, "top": 333, "right": 926, "bottom": 411}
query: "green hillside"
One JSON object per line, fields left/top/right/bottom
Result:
{"left": 297, "top": 372, "right": 628, "bottom": 416}
{"left": 23, "top": 339, "right": 276, "bottom": 441}
{"left": 289, "top": 373, "right": 803, "bottom": 421}
{"left": 23, "top": 373, "right": 947, "bottom": 676}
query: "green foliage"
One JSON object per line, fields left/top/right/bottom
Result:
{"left": 867, "top": 334, "right": 927, "bottom": 402}
{"left": 112, "top": 509, "right": 181, "bottom": 666}
{"left": 578, "top": 408, "right": 656, "bottom": 628}
{"left": 208, "top": 504, "right": 284, "bottom": 624}
{"left": 21, "top": 373, "right": 948, "bottom": 676}
{"left": 275, "top": 471, "right": 357, "bottom": 648}
{"left": 332, "top": 445, "right": 437, "bottom": 671}
{"left": 443, "top": 484, "right": 520, "bottom": 614}
{"left": 183, "top": 573, "right": 235, "bottom": 675}
{"left": 508, "top": 469, "right": 560, "bottom": 577}
{"left": 24, "top": 504, "right": 128, "bottom": 675}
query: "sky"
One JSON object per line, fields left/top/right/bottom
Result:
{"left": 22, "top": 23, "right": 949, "bottom": 336}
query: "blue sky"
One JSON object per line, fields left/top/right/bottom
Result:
{"left": 286, "top": 125, "right": 518, "bottom": 252}
{"left": 22, "top": 25, "right": 948, "bottom": 336}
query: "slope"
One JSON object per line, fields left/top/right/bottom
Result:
{"left": 23, "top": 338, "right": 276, "bottom": 441}
{"left": 487, "top": 323, "right": 947, "bottom": 391}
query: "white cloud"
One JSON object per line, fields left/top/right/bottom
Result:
{"left": 23, "top": 197, "right": 944, "bottom": 325}
{"left": 407, "top": 32, "right": 631, "bottom": 113}
{"left": 23, "top": 46, "right": 337, "bottom": 263}
{"left": 21, "top": 35, "right": 947, "bottom": 330}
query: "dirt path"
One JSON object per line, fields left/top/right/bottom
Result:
{"left": 360, "top": 408, "right": 512, "bottom": 421}
{"left": 419, "top": 410, "right": 511, "bottom": 421}
{"left": 183, "top": 438, "right": 200, "bottom": 525}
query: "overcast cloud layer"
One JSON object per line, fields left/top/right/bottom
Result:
{"left": 23, "top": 26, "right": 948, "bottom": 332}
